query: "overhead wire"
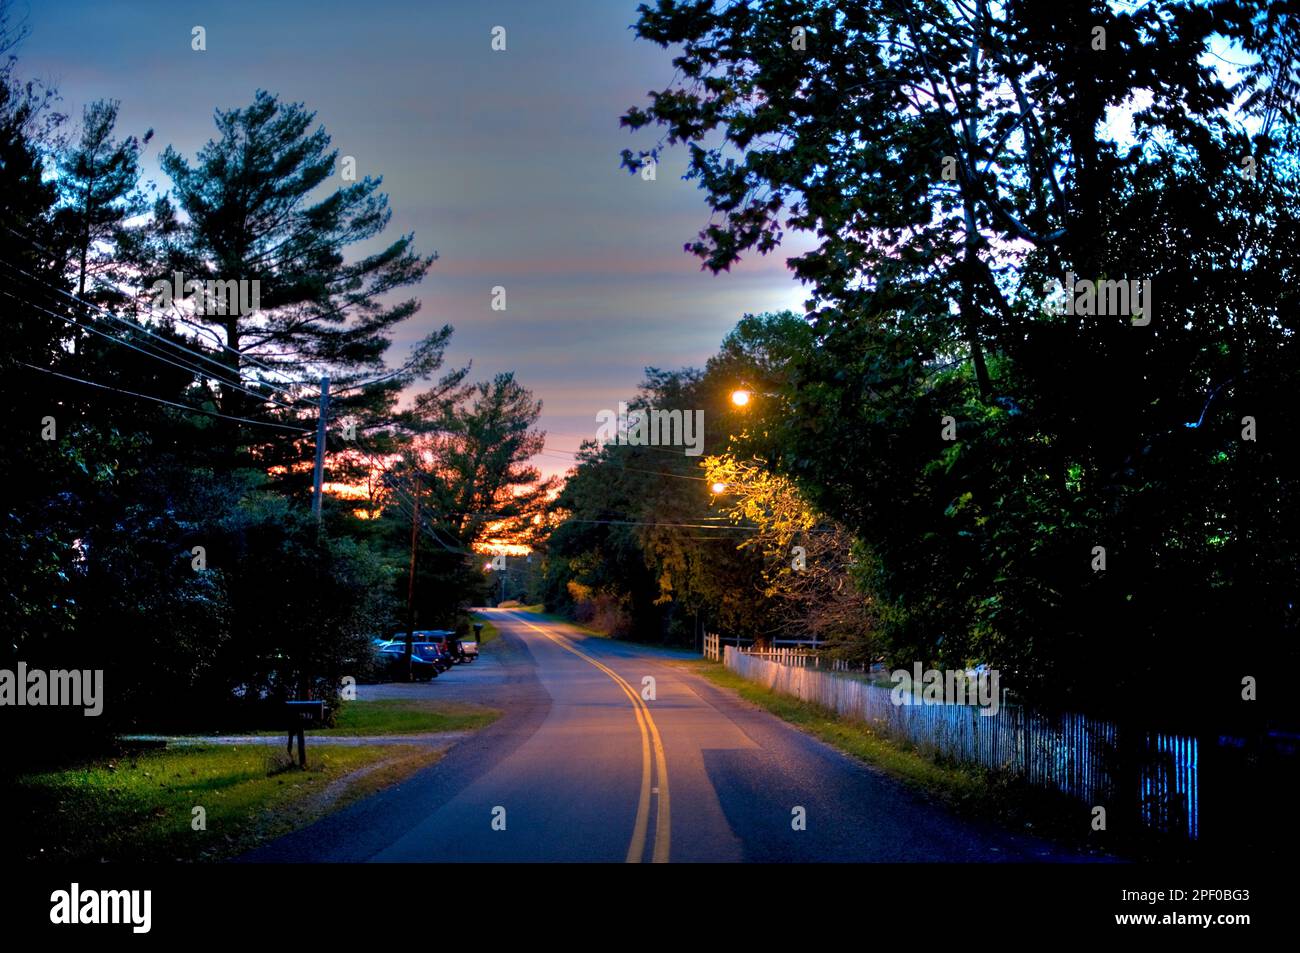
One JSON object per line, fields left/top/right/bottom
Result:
{"left": 0, "top": 282, "right": 312, "bottom": 418}
{"left": 0, "top": 220, "right": 413, "bottom": 403}
{"left": 0, "top": 223, "right": 315, "bottom": 401}
{"left": 17, "top": 362, "right": 313, "bottom": 432}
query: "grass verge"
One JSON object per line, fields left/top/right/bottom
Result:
{"left": 5, "top": 742, "right": 444, "bottom": 863}
{"left": 681, "top": 660, "right": 993, "bottom": 806}
{"left": 470, "top": 613, "right": 502, "bottom": 645}
{"left": 314, "top": 699, "right": 499, "bottom": 736}
{"left": 678, "top": 658, "right": 1118, "bottom": 855}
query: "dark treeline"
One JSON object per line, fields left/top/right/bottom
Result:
{"left": 0, "top": 4, "right": 549, "bottom": 760}
{"left": 539, "top": 0, "right": 1300, "bottom": 735}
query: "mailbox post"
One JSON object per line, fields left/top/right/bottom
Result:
{"left": 472, "top": 622, "right": 484, "bottom": 643}
{"left": 285, "top": 700, "right": 325, "bottom": 767}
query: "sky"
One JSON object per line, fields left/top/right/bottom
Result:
{"left": 14, "top": 0, "right": 812, "bottom": 479}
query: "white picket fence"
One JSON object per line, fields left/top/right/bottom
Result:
{"left": 741, "top": 647, "right": 820, "bottom": 666}
{"left": 723, "top": 645, "right": 1200, "bottom": 840}
{"left": 703, "top": 631, "right": 757, "bottom": 660}
{"left": 703, "top": 635, "right": 868, "bottom": 672}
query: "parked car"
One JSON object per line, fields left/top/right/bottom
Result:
{"left": 411, "top": 640, "right": 454, "bottom": 673}
{"left": 413, "top": 630, "right": 454, "bottom": 662}
{"left": 419, "top": 629, "right": 477, "bottom": 664}
{"left": 373, "top": 642, "right": 441, "bottom": 681}
{"left": 388, "top": 634, "right": 455, "bottom": 673}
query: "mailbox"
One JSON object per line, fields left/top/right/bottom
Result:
{"left": 285, "top": 700, "right": 325, "bottom": 766}
{"left": 286, "top": 700, "right": 325, "bottom": 725}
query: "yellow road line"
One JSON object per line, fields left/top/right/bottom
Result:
{"left": 510, "top": 614, "right": 671, "bottom": 863}
{"left": 621, "top": 679, "right": 653, "bottom": 863}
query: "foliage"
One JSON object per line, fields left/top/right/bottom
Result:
{"left": 616, "top": 0, "right": 1300, "bottom": 723}
{"left": 0, "top": 19, "right": 552, "bottom": 764}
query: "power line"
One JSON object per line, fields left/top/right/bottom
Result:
{"left": 536, "top": 448, "right": 711, "bottom": 482}
{"left": 0, "top": 223, "right": 340, "bottom": 412}
{"left": 324, "top": 430, "right": 472, "bottom": 554}
{"left": 0, "top": 220, "right": 314, "bottom": 393}
{"left": 328, "top": 362, "right": 425, "bottom": 397}
{"left": 0, "top": 230, "right": 310, "bottom": 397}
{"left": 0, "top": 284, "right": 311, "bottom": 417}
{"left": 542, "top": 428, "right": 693, "bottom": 458}
{"left": 544, "top": 515, "right": 840, "bottom": 535}
{"left": 509, "top": 516, "right": 752, "bottom": 531}
{"left": 0, "top": 256, "right": 317, "bottom": 410}
{"left": 3, "top": 227, "right": 481, "bottom": 526}
{"left": 0, "top": 233, "right": 439, "bottom": 419}
{"left": 0, "top": 220, "right": 423, "bottom": 403}
{"left": 17, "top": 362, "right": 313, "bottom": 433}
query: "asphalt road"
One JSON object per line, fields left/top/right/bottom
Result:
{"left": 241, "top": 610, "right": 1099, "bottom": 863}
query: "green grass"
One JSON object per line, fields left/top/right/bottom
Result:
{"left": 470, "top": 613, "right": 502, "bottom": 644}
{"left": 677, "top": 658, "right": 1106, "bottom": 850}
{"left": 316, "top": 699, "right": 499, "bottom": 736}
{"left": 5, "top": 743, "right": 444, "bottom": 863}
{"left": 681, "top": 659, "right": 995, "bottom": 808}
{"left": 5, "top": 700, "right": 502, "bottom": 863}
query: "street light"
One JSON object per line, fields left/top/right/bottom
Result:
{"left": 732, "top": 386, "right": 779, "bottom": 407}
{"left": 710, "top": 481, "right": 727, "bottom": 494}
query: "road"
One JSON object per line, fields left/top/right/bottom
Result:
{"left": 242, "top": 609, "right": 1098, "bottom": 863}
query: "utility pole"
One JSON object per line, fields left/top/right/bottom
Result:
{"left": 311, "top": 376, "right": 330, "bottom": 525}
{"left": 404, "top": 475, "right": 420, "bottom": 682}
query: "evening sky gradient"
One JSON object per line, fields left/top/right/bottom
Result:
{"left": 17, "top": 0, "right": 812, "bottom": 477}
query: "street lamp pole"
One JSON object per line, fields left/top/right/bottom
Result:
{"left": 311, "top": 376, "right": 330, "bottom": 527}
{"left": 404, "top": 477, "right": 420, "bottom": 682}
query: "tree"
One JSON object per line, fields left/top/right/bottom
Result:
{"left": 703, "top": 453, "right": 878, "bottom": 658}
{"left": 52, "top": 98, "right": 151, "bottom": 341}
{"left": 621, "top": 1, "right": 1300, "bottom": 722}
{"left": 344, "top": 373, "right": 557, "bottom": 634}
{"left": 544, "top": 365, "right": 778, "bottom": 643}
{"left": 0, "top": 14, "right": 71, "bottom": 663}
{"left": 422, "top": 373, "right": 557, "bottom": 552}
{"left": 154, "top": 90, "right": 450, "bottom": 465}
{"left": 412, "top": 375, "right": 555, "bottom": 623}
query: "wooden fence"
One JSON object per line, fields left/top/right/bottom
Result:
{"left": 705, "top": 636, "right": 868, "bottom": 671}
{"left": 740, "top": 647, "right": 820, "bottom": 666}
{"left": 703, "top": 631, "right": 756, "bottom": 661}
{"left": 723, "top": 646, "right": 1199, "bottom": 840}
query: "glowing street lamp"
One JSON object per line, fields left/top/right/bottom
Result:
{"left": 710, "top": 481, "right": 728, "bottom": 495}
{"left": 730, "top": 388, "right": 751, "bottom": 407}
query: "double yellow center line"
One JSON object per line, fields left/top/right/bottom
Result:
{"left": 513, "top": 615, "right": 671, "bottom": 863}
